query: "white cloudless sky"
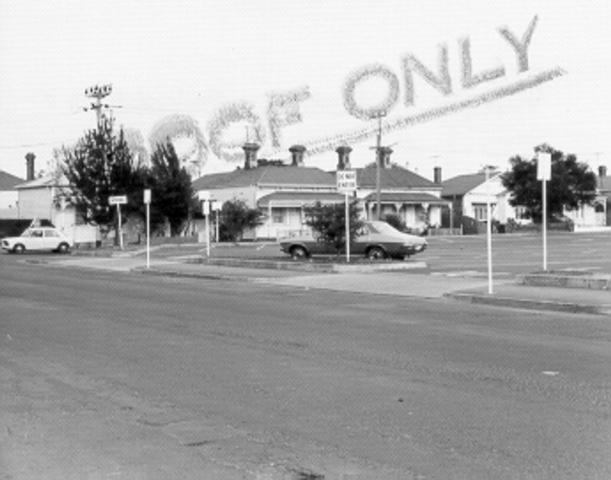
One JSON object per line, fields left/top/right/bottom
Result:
{"left": 1, "top": 0, "right": 610, "bottom": 181}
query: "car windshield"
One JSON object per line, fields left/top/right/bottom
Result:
{"left": 368, "top": 221, "right": 401, "bottom": 235}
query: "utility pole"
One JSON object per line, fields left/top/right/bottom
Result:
{"left": 84, "top": 84, "right": 113, "bottom": 128}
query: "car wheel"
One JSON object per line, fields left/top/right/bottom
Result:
{"left": 13, "top": 244, "right": 25, "bottom": 254}
{"left": 57, "top": 242, "right": 70, "bottom": 254}
{"left": 366, "top": 246, "right": 386, "bottom": 260}
{"left": 290, "top": 246, "right": 308, "bottom": 260}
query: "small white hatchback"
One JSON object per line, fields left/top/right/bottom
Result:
{"left": 1, "top": 227, "right": 73, "bottom": 254}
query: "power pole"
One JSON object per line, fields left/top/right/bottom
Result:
{"left": 84, "top": 84, "right": 113, "bottom": 128}
{"left": 375, "top": 116, "right": 382, "bottom": 220}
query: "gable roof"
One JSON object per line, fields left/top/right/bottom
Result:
{"left": 0, "top": 170, "right": 24, "bottom": 190}
{"left": 192, "top": 165, "right": 336, "bottom": 190}
{"left": 441, "top": 173, "right": 488, "bottom": 197}
{"left": 15, "top": 174, "right": 69, "bottom": 190}
{"left": 353, "top": 165, "right": 437, "bottom": 189}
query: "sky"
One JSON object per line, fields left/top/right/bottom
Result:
{"left": 1, "top": 0, "right": 610, "bottom": 182}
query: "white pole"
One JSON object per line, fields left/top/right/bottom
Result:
{"left": 485, "top": 167, "right": 493, "bottom": 294}
{"left": 117, "top": 204, "right": 123, "bottom": 250}
{"left": 146, "top": 202, "right": 150, "bottom": 268}
{"left": 542, "top": 178, "right": 547, "bottom": 271}
{"left": 205, "top": 211, "right": 210, "bottom": 258}
{"left": 215, "top": 210, "right": 220, "bottom": 243}
{"left": 345, "top": 193, "right": 350, "bottom": 263}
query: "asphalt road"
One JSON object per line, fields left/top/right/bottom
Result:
{"left": 1, "top": 254, "right": 611, "bottom": 479}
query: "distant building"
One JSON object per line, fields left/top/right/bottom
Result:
{"left": 0, "top": 170, "right": 24, "bottom": 219}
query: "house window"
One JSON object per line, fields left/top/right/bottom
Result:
{"left": 271, "top": 208, "right": 285, "bottom": 224}
{"left": 472, "top": 203, "right": 495, "bottom": 221}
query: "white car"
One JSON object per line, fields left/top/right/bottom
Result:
{"left": 1, "top": 227, "right": 73, "bottom": 254}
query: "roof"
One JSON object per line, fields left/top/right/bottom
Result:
{"left": 599, "top": 176, "right": 611, "bottom": 192}
{"left": 441, "top": 173, "right": 488, "bottom": 197}
{"left": 257, "top": 192, "right": 345, "bottom": 207}
{"left": 362, "top": 192, "right": 449, "bottom": 204}
{"left": 0, "top": 170, "right": 24, "bottom": 190}
{"left": 15, "top": 174, "right": 69, "bottom": 190}
{"left": 192, "top": 165, "right": 336, "bottom": 190}
{"left": 354, "top": 165, "right": 436, "bottom": 189}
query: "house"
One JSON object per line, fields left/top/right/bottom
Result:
{"left": 563, "top": 165, "right": 609, "bottom": 231}
{"left": 440, "top": 169, "right": 520, "bottom": 232}
{"left": 192, "top": 143, "right": 448, "bottom": 240}
{"left": 0, "top": 169, "right": 24, "bottom": 219}
{"left": 15, "top": 163, "right": 100, "bottom": 246}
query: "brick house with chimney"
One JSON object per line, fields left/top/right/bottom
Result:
{"left": 192, "top": 143, "right": 447, "bottom": 240}
{"left": 13, "top": 154, "right": 100, "bottom": 244}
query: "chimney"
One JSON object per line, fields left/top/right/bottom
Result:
{"left": 378, "top": 146, "right": 393, "bottom": 169}
{"left": 434, "top": 166, "right": 442, "bottom": 184}
{"left": 335, "top": 146, "right": 352, "bottom": 171}
{"left": 25, "top": 152, "right": 36, "bottom": 181}
{"left": 242, "top": 142, "right": 260, "bottom": 170}
{"left": 599, "top": 165, "right": 607, "bottom": 178}
{"left": 289, "top": 145, "right": 306, "bottom": 167}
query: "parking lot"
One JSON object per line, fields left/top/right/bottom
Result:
{"left": 149, "top": 230, "right": 611, "bottom": 278}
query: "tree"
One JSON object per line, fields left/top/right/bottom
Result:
{"left": 501, "top": 144, "right": 597, "bottom": 222}
{"left": 61, "top": 120, "right": 147, "bottom": 235}
{"left": 149, "top": 141, "right": 194, "bottom": 236}
{"left": 303, "top": 200, "right": 363, "bottom": 254}
{"left": 218, "top": 200, "right": 264, "bottom": 241}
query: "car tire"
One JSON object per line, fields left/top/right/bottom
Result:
{"left": 366, "top": 246, "right": 386, "bottom": 260}
{"left": 13, "top": 244, "right": 25, "bottom": 254}
{"left": 290, "top": 245, "right": 308, "bottom": 260}
{"left": 57, "top": 242, "right": 70, "bottom": 254}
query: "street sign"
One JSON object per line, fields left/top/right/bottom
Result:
{"left": 537, "top": 152, "right": 552, "bottom": 181}
{"left": 108, "top": 195, "right": 127, "bottom": 205}
{"left": 143, "top": 189, "right": 151, "bottom": 204}
{"left": 202, "top": 199, "right": 210, "bottom": 215}
{"left": 337, "top": 170, "right": 357, "bottom": 193}
{"left": 211, "top": 200, "right": 222, "bottom": 211}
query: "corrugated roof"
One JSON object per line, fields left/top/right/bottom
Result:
{"left": 15, "top": 174, "right": 69, "bottom": 189}
{"left": 441, "top": 173, "right": 487, "bottom": 197}
{"left": 257, "top": 192, "right": 345, "bottom": 207}
{"left": 362, "top": 192, "right": 449, "bottom": 204}
{"left": 0, "top": 170, "right": 24, "bottom": 190}
{"left": 354, "top": 165, "right": 436, "bottom": 189}
{"left": 192, "top": 165, "right": 336, "bottom": 190}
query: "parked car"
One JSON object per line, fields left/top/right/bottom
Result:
{"left": 279, "top": 220, "right": 427, "bottom": 260}
{"left": 1, "top": 227, "right": 73, "bottom": 254}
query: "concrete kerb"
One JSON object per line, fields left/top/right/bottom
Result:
{"left": 445, "top": 291, "right": 609, "bottom": 315}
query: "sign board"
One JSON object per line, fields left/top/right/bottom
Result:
{"left": 143, "top": 189, "right": 151, "bottom": 204}
{"left": 211, "top": 200, "right": 222, "bottom": 211}
{"left": 336, "top": 170, "right": 357, "bottom": 193}
{"left": 202, "top": 199, "right": 210, "bottom": 215}
{"left": 537, "top": 152, "right": 552, "bottom": 181}
{"left": 108, "top": 195, "right": 127, "bottom": 205}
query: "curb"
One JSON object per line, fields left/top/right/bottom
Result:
{"left": 519, "top": 273, "right": 611, "bottom": 290}
{"left": 182, "top": 256, "right": 428, "bottom": 273}
{"left": 445, "top": 292, "right": 609, "bottom": 315}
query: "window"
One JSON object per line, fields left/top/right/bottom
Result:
{"left": 472, "top": 203, "right": 495, "bottom": 221}
{"left": 44, "top": 229, "right": 60, "bottom": 237}
{"left": 272, "top": 208, "right": 285, "bottom": 224}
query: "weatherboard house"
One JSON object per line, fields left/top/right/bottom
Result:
{"left": 192, "top": 143, "right": 447, "bottom": 240}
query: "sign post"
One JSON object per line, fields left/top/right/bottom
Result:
{"left": 211, "top": 200, "right": 222, "bottom": 242}
{"left": 198, "top": 191, "right": 211, "bottom": 258}
{"left": 537, "top": 152, "right": 552, "bottom": 271}
{"left": 143, "top": 189, "right": 151, "bottom": 268}
{"left": 108, "top": 195, "right": 128, "bottom": 250}
{"left": 336, "top": 170, "right": 357, "bottom": 262}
